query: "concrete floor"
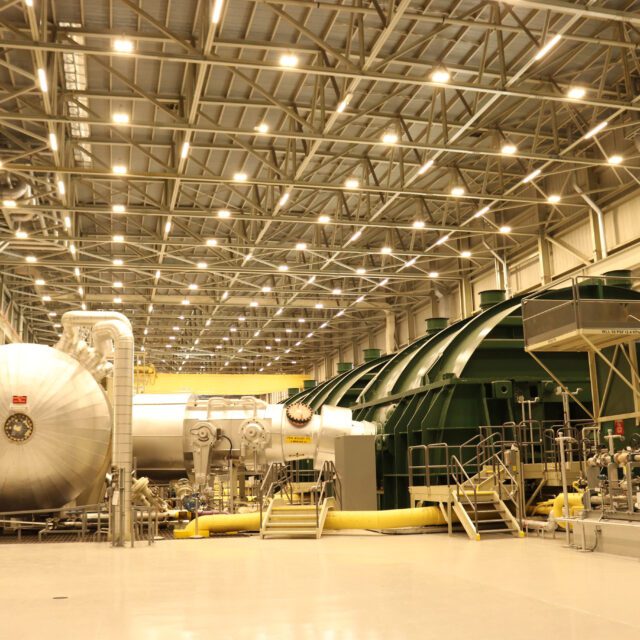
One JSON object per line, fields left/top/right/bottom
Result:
{"left": 1, "top": 532, "right": 638, "bottom": 639}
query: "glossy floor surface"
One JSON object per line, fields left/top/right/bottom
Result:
{"left": 1, "top": 532, "right": 638, "bottom": 639}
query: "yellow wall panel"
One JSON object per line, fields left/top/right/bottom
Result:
{"left": 140, "top": 373, "right": 306, "bottom": 396}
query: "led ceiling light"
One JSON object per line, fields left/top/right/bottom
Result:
{"left": 164, "top": 221, "right": 172, "bottom": 233}
{"left": 112, "top": 204, "right": 126, "bottom": 214}
{"left": 35, "top": 279, "right": 45, "bottom": 286}
{"left": 181, "top": 299, "right": 190, "bottom": 305}
{"left": 113, "top": 297, "right": 122, "bottom": 304}
{"left": 584, "top": 121, "right": 608, "bottom": 139}
{"left": 567, "top": 86, "right": 586, "bottom": 100}
{"left": 344, "top": 178, "right": 359, "bottom": 190}
{"left": 15, "top": 230, "right": 27, "bottom": 239}
{"left": 461, "top": 250, "right": 472, "bottom": 258}
{"left": 188, "top": 283, "right": 198, "bottom": 290}
{"left": 113, "top": 281, "right": 123, "bottom": 288}
{"left": 49, "top": 132, "right": 58, "bottom": 151}
{"left": 501, "top": 143, "right": 517, "bottom": 155}
{"left": 450, "top": 186, "right": 465, "bottom": 197}
{"left": 212, "top": 0, "right": 224, "bottom": 23}
{"left": 218, "top": 209, "right": 231, "bottom": 218}
{"left": 278, "top": 264, "right": 289, "bottom": 272}
{"left": 318, "top": 215, "right": 331, "bottom": 224}
{"left": 250, "top": 301, "right": 258, "bottom": 307}
{"left": 418, "top": 159, "right": 434, "bottom": 175}
{"left": 430, "top": 67, "right": 450, "bottom": 83}
{"left": 295, "top": 242, "right": 307, "bottom": 250}
{"left": 232, "top": 172, "right": 247, "bottom": 182}
{"left": 113, "top": 38, "right": 134, "bottom": 53}
{"left": 206, "top": 238, "right": 218, "bottom": 246}
{"left": 315, "top": 303, "right": 323, "bottom": 309}
{"left": 382, "top": 132, "right": 398, "bottom": 145}
{"left": 499, "top": 226, "right": 512, "bottom": 234}
{"left": 279, "top": 53, "right": 299, "bottom": 68}
{"left": 112, "top": 164, "right": 127, "bottom": 175}
{"left": 356, "top": 267, "right": 366, "bottom": 275}
{"left": 534, "top": 34, "right": 561, "bottom": 61}
{"left": 380, "top": 246, "right": 392, "bottom": 255}
{"left": 278, "top": 193, "right": 289, "bottom": 206}
{"left": 428, "top": 271, "right": 439, "bottom": 278}
{"left": 180, "top": 141, "right": 190, "bottom": 159}
{"left": 112, "top": 234, "right": 124, "bottom": 242}
{"left": 37, "top": 68, "right": 48, "bottom": 92}
{"left": 261, "top": 286, "right": 271, "bottom": 293}
{"left": 42, "top": 295, "right": 51, "bottom": 302}
{"left": 413, "top": 220, "right": 425, "bottom": 229}
{"left": 26, "top": 255, "right": 37, "bottom": 263}
{"left": 336, "top": 93, "right": 352, "bottom": 113}
{"left": 522, "top": 169, "right": 541, "bottom": 184}
{"left": 607, "top": 155, "right": 623, "bottom": 165}
{"left": 255, "top": 122, "right": 269, "bottom": 134}
{"left": 197, "top": 261, "right": 207, "bottom": 269}
{"left": 332, "top": 288, "right": 341, "bottom": 295}
{"left": 112, "top": 112, "right": 129, "bottom": 124}
{"left": 547, "top": 194, "right": 561, "bottom": 204}
{"left": 3, "top": 199, "right": 16, "bottom": 208}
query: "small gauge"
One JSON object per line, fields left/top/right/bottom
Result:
{"left": 4, "top": 413, "right": 34, "bottom": 443}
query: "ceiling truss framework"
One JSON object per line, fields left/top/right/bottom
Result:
{"left": 0, "top": 0, "right": 639, "bottom": 373}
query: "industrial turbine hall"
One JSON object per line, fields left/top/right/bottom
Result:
{"left": 2, "top": 1, "right": 640, "bottom": 638}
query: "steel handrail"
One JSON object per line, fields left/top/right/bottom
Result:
{"left": 450, "top": 455, "right": 479, "bottom": 528}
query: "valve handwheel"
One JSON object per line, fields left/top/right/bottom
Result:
{"left": 286, "top": 402, "right": 313, "bottom": 427}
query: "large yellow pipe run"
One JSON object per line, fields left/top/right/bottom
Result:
{"left": 551, "top": 492, "right": 584, "bottom": 529}
{"left": 174, "top": 506, "right": 447, "bottom": 538}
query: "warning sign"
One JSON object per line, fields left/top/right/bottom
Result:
{"left": 614, "top": 419, "right": 625, "bottom": 436}
{"left": 285, "top": 435, "right": 312, "bottom": 445}
{"left": 11, "top": 396, "right": 27, "bottom": 405}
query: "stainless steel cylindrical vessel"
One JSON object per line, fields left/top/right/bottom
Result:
{"left": 0, "top": 344, "right": 112, "bottom": 511}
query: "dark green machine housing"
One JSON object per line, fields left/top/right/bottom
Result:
{"left": 287, "top": 285, "right": 640, "bottom": 509}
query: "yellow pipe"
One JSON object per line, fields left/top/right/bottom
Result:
{"left": 174, "top": 506, "right": 447, "bottom": 539}
{"left": 551, "top": 492, "right": 584, "bottom": 529}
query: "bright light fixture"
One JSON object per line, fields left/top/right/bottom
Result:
{"left": 344, "top": 178, "right": 360, "bottom": 190}
{"left": 37, "top": 68, "right": 48, "bottom": 92}
{"left": 295, "top": 242, "right": 307, "bottom": 250}
{"left": 255, "top": 122, "right": 269, "bottom": 134}
{"left": 428, "top": 271, "right": 439, "bottom": 278}
{"left": 315, "top": 303, "right": 323, "bottom": 309}
{"left": 222, "top": 291, "right": 229, "bottom": 300}
{"left": 164, "top": 221, "right": 172, "bottom": 233}
{"left": 238, "top": 315, "right": 246, "bottom": 321}
{"left": 113, "top": 258, "right": 124, "bottom": 266}
{"left": 413, "top": 220, "right": 425, "bottom": 229}
{"left": 380, "top": 246, "right": 392, "bottom": 255}
{"left": 418, "top": 159, "right": 434, "bottom": 175}
{"left": 547, "top": 194, "right": 561, "bottom": 204}
{"left": 607, "top": 155, "right": 623, "bottom": 165}
{"left": 35, "top": 279, "right": 45, "bottom": 286}
{"left": 336, "top": 94, "right": 352, "bottom": 113}
{"left": 278, "top": 192, "right": 289, "bottom": 206}
{"left": 298, "top": 318, "right": 305, "bottom": 323}
{"left": 181, "top": 298, "right": 190, "bottom": 305}
{"left": 499, "top": 226, "right": 512, "bottom": 234}
{"left": 188, "top": 283, "right": 198, "bottom": 291}
{"left": 212, "top": 0, "right": 224, "bottom": 24}
{"left": 3, "top": 199, "right": 16, "bottom": 208}
{"left": 318, "top": 215, "right": 331, "bottom": 224}
{"left": 430, "top": 68, "right": 450, "bottom": 83}
{"left": 206, "top": 238, "right": 218, "bottom": 246}
{"left": 180, "top": 141, "right": 190, "bottom": 159}
{"left": 279, "top": 53, "right": 298, "bottom": 68}
{"left": 461, "top": 250, "right": 472, "bottom": 258}
{"left": 112, "top": 112, "right": 129, "bottom": 124}
{"left": 382, "top": 132, "right": 398, "bottom": 145}
{"left": 113, "top": 281, "right": 123, "bottom": 288}
{"left": 567, "top": 86, "right": 586, "bottom": 100}
{"left": 26, "top": 255, "right": 37, "bottom": 263}
{"left": 112, "top": 164, "right": 127, "bottom": 175}
{"left": 250, "top": 301, "right": 258, "bottom": 307}
{"left": 69, "top": 244, "right": 76, "bottom": 255}
{"left": 113, "top": 297, "right": 122, "bottom": 304}
{"left": 534, "top": 34, "right": 561, "bottom": 61}
{"left": 57, "top": 180, "right": 66, "bottom": 195}
{"left": 278, "top": 264, "right": 289, "bottom": 272}
{"left": 197, "top": 261, "right": 207, "bottom": 269}
{"left": 501, "top": 143, "right": 517, "bottom": 155}
{"left": 113, "top": 38, "right": 134, "bottom": 53}
{"left": 49, "top": 132, "right": 58, "bottom": 151}
{"left": 356, "top": 267, "right": 366, "bottom": 275}
{"left": 451, "top": 186, "right": 465, "bottom": 197}
{"left": 42, "top": 295, "right": 51, "bottom": 302}
{"left": 584, "top": 121, "right": 608, "bottom": 139}
{"left": 218, "top": 209, "right": 231, "bottom": 218}
{"left": 522, "top": 169, "right": 541, "bottom": 184}
{"left": 261, "top": 286, "right": 271, "bottom": 293}
{"left": 332, "top": 288, "right": 341, "bottom": 295}
{"left": 112, "top": 204, "right": 126, "bottom": 214}
{"left": 112, "top": 234, "right": 124, "bottom": 242}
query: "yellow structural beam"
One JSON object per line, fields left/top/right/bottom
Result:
{"left": 141, "top": 373, "right": 307, "bottom": 395}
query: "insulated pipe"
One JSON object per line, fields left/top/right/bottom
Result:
{"left": 550, "top": 492, "right": 584, "bottom": 530}
{"left": 174, "top": 506, "right": 447, "bottom": 538}
{"left": 58, "top": 311, "right": 134, "bottom": 545}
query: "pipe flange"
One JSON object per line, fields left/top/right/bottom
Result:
{"left": 286, "top": 403, "right": 314, "bottom": 427}
{"left": 240, "top": 420, "right": 268, "bottom": 449}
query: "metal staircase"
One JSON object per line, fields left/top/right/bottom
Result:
{"left": 409, "top": 432, "right": 525, "bottom": 540}
{"left": 259, "top": 461, "right": 340, "bottom": 539}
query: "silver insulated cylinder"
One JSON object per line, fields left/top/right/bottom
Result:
{"left": 0, "top": 343, "right": 112, "bottom": 511}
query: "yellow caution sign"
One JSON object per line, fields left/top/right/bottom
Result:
{"left": 285, "top": 435, "right": 312, "bottom": 445}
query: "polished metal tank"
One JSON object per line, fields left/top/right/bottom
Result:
{"left": 0, "top": 343, "right": 112, "bottom": 511}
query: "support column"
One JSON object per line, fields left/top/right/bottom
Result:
{"left": 538, "top": 232, "right": 552, "bottom": 285}
{"left": 460, "top": 278, "right": 474, "bottom": 318}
